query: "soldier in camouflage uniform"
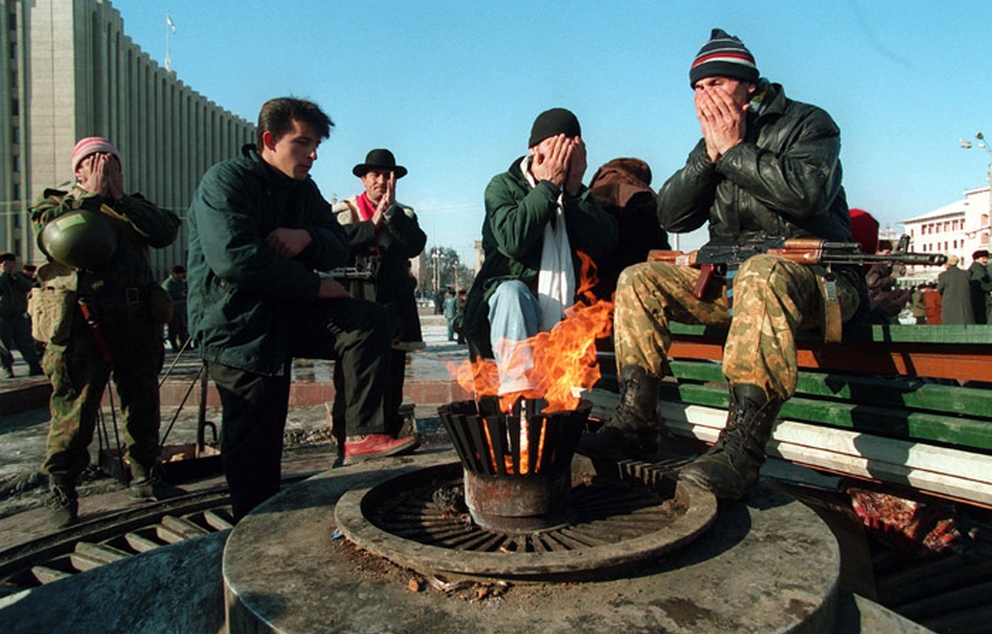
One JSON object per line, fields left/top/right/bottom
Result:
{"left": 579, "top": 29, "right": 863, "bottom": 501}
{"left": 30, "top": 137, "right": 180, "bottom": 527}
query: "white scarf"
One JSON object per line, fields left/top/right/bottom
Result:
{"left": 521, "top": 156, "right": 575, "bottom": 332}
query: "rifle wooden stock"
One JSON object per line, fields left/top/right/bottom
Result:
{"left": 647, "top": 250, "right": 697, "bottom": 265}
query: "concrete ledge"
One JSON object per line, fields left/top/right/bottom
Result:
{"left": 0, "top": 378, "right": 51, "bottom": 417}
{"left": 158, "top": 377, "right": 472, "bottom": 409}
{"left": 0, "top": 531, "right": 228, "bottom": 634}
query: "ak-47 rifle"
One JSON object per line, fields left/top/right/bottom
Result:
{"left": 648, "top": 237, "right": 946, "bottom": 299}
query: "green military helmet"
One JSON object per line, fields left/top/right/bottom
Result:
{"left": 40, "top": 209, "right": 119, "bottom": 270}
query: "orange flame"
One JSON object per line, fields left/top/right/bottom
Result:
{"left": 448, "top": 252, "right": 612, "bottom": 413}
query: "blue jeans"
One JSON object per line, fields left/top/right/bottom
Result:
{"left": 487, "top": 281, "right": 541, "bottom": 395}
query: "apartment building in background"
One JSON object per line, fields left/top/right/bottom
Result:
{"left": 900, "top": 186, "right": 991, "bottom": 283}
{"left": 1, "top": 0, "right": 255, "bottom": 278}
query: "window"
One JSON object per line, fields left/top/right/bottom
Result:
{"left": 10, "top": 99, "right": 17, "bottom": 116}
{"left": 12, "top": 155, "right": 19, "bottom": 172}
{"left": 12, "top": 182, "right": 20, "bottom": 200}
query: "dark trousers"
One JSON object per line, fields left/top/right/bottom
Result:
{"left": 0, "top": 313, "right": 43, "bottom": 373}
{"left": 209, "top": 297, "right": 391, "bottom": 521}
{"left": 42, "top": 303, "right": 163, "bottom": 480}
{"left": 331, "top": 346, "right": 406, "bottom": 442}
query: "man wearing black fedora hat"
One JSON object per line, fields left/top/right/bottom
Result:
{"left": 332, "top": 149, "right": 426, "bottom": 449}
{"left": 969, "top": 249, "right": 992, "bottom": 324}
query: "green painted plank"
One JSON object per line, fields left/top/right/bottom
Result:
{"left": 659, "top": 383, "right": 992, "bottom": 452}
{"left": 667, "top": 360, "right": 992, "bottom": 418}
{"left": 667, "top": 321, "right": 992, "bottom": 344}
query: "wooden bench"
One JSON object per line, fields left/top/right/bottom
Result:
{"left": 583, "top": 323, "right": 992, "bottom": 508}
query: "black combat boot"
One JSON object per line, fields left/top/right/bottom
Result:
{"left": 46, "top": 476, "right": 79, "bottom": 529}
{"left": 679, "top": 384, "right": 781, "bottom": 500}
{"left": 129, "top": 462, "right": 182, "bottom": 503}
{"left": 577, "top": 365, "right": 664, "bottom": 461}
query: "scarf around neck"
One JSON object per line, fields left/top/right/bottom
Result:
{"left": 521, "top": 155, "right": 576, "bottom": 332}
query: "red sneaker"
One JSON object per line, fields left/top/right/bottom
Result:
{"left": 344, "top": 433, "right": 421, "bottom": 460}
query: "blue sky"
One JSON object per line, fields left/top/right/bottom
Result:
{"left": 110, "top": 0, "right": 992, "bottom": 262}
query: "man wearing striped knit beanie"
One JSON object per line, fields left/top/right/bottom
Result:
{"left": 581, "top": 29, "right": 864, "bottom": 504}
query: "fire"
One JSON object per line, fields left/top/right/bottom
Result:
{"left": 447, "top": 252, "right": 612, "bottom": 414}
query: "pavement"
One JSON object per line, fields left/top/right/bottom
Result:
{"left": 0, "top": 311, "right": 470, "bottom": 551}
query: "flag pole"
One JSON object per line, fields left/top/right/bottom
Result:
{"left": 165, "top": 12, "right": 174, "bottom": 71}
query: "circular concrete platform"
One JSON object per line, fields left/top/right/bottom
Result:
{"left": 334, "top": 461, "right": 718, "bottom": 582}
{"left": 223, "top": 451, "right": 842, "bottom": 634}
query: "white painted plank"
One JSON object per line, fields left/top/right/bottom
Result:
{"left": 581, "top": 388, "right": 992, "bottom": 506}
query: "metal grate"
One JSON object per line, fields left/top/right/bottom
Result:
{"left": 364, "top": 467, "right": 684, "bottom": 552}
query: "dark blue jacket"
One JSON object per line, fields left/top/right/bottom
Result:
{"left": 187, "top": 145, "right": 349, "bottom": 375}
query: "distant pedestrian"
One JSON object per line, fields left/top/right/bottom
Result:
{"left": 968, "top": 249, "right": 991, "bottom": 324}
{"left": 936, "top": 255, "right": 974, "bottom": 325}
{"left": 924, "top": 282, "right": 942, "bottom": 324}
{"left": 455, "top": 288, "right": 467, "bottom": 344}
{"left": 0, "top": 252, "right": 44, "bottom": 377}
{"left": 162, "top": 264, "right": 189, "bottom": 350}
{"left": 910, "top": 284, "right": 927, "bottom": 324}
{"left": 442, "top": 288, "right": 457, "bottom": 341}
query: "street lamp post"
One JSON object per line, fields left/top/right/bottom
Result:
{"left": 431, "top": 247, "right": 441, "bottom": 293}
{"left": 960, "top": 131, "right": 992, "bottom": 247}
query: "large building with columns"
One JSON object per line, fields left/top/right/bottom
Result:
{"left": 1, "top": 0, "right": 255, "bottom": 278}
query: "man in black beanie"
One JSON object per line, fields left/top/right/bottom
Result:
{"left": 580, "top": 29, "right": 865, "bottom": 502}
{"left": 460, "top": 108, "right": 617, "bottom": 397}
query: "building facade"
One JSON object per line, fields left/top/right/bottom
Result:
{"left": 901, "top": 186, "right": 991, "bottom": 283}
{"left": 1, "top": 0, "right": 255, "bottom": 279}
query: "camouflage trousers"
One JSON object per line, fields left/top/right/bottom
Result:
{"left": 41, "top": 300, "right": 164, "bottom": 481}
{"left": 613, "top": 254, "right": 861, "bottom": 401}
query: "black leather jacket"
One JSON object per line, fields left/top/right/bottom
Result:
{"left": 658, "top": 82, "right": 852, "bottom": 245}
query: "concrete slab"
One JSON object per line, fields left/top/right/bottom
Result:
{"left": 225, "top": 451, "right": 847, "bottom": 633}
{"left": 0, "top": 531, "right": 228, "bottom": 634}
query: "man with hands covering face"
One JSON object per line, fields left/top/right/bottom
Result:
{"left": 332, "top": 149, "right": 426, "bottom": 451}
{"left": 460, "top": 108, "right": 617, "bottom": 397}
{"left": 30, "top": 137, "right": 180, "bottom": 527}
{"left": 580, "top": 30, "right": 864, "bottom": 503}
